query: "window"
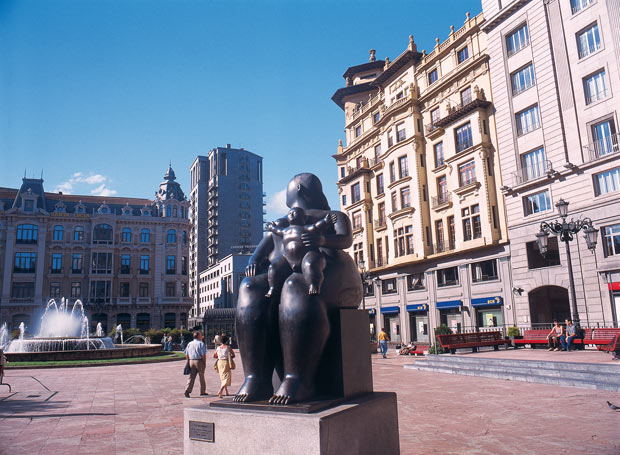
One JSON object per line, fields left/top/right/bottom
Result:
{"left": 521, "top": 147, "right": 547, "bottom": 182}
{"left": 516, "top": 105, "right": 540, "bottom": 136}
{"left": 377, "top": 202, "right": 386, "bottom": 227}
{"left": 571, "top": 0, "right": 593, "bottom": 14}
{"left": 462, "top": 204, "right": 481, "bottom": 241}
{"left": 24, "top": 199, "right": 33, "bottom": 211}
{"left": 595, "top": 168, "right": 620, "bottom": 196}
{"left": 400, "top": 187, "right": 411, "bottom": 208}
{"left": 602, "top": 224, "right": 620, "bottom": 257}
{"left": 73, "top": 226, "right": 84, "bottom": 241}
{"left": 355, "top": 125, "right": 362, "bottom": 137}
{"left": 139, "top": 283, "right": 149, "bottom": 297}
{"left": 50, "top": 254, "right": 62, "bottom": 273}
{"left": 376, "top": 239, "right": 384, "bottom": 267}
{"left": 434, "top": 142, "right": 444, "bottom": 167}
{"left": 16, "top": 224, "right": 38, "bottom": 244}
{"left": 459, "top": 160, "right": 476, "bottom": 186}
{"left": 182, "top": 231, "right": 187, "bottom": 244}
{"left": 428, "top": 68, "right": 438, "bottom": 84}
{"left": 93, "top": 224, "right": 113, "bottom": 243}
{"left": 391, "top": 192, "right": 398, "bottom": 212}
{"left": 166, "top": 282, "right": 176, "bottom": 297}
{"left": 90, "top": 280, "right": 111, "bottom": 303}
{"left": 167, "top": 229, "right": 176, "bottom": 243}
{"left": 121, "top": 228, "right": 132, "bottom": 242}
{"left": 342, "top": 195, "right": 347, "bottom": 206}
{"left": 140, "top": 228, "right": 150, "bottom": 243}
{"left": 166, "top": 206, "right": 172, "bottom": 217}
{"left": 353, "top": 242, "right": 364, "bottom": 265}
{"left": 457, "top": 46, "right": 469, "bottom": 64}
{"left": 448, "top": 216, "right": 456, "bottom": 249}
{"left": 91, "top": 252, "right": 112, "bottom": 274}
{"left": 527, "top": 237, "right": 560, "bottom": 269}
{"left": 435, "top": 219, "right": 445, "bottom": 252}
{"left": 120, "top": 254, "right": 131, "bottom": 274}
{"left": 376, "top": 174, "right": 384, "bottom": 195}
{"left": 455, "top": 122, "right": 473, "bottom": 152}
{"left": 431, "top": 107, "right": 440, "bottom": 125}
{"left": 71, "top": 282, "right": 81, "bottom": 298}
{"left": 406, "top": 273, "right": 424, "bottom": 291}
{"left": 387, "top": 131, "right": 394, "bottom": 148}
{"left": 352, "top": 211, "right": 362, "bottom": 230}
{"left": 584, "top": 70, "right": 607, "bottom": 104}
{"left": 351, "top": 183, "right": 361, "bottom": 203}
{"left": 50, "top": 282, "right": 61, "bottom": 299}
{"left": 524, "top": 190, "right": 552, "bottom": 215}
{"left": 437, "top": 267, "right": 459, "bottom": 287}
{"left": 511, "top": 63, "right": 535, "bottom": 95}
{"left": 506, "top": 23, "right": 530, "bottom": 57}
{"left": 14, "top": 252, "right": 36, "bottom": 273}
{"left": 577, "top": 23, "right": 601, "bottom": 59}
{"left": 11, "top": 282, "right": 34, "bottom": 298}
{"left": 389, "top": 162, "right": 396, "bottom": 182}
{"left": 374, "top": 144, "right": 382, "bottom": 162}
{"left": 381, "top": 278, "right": 397, "bottom": 294}
{"left": 591, "top": 119, "right": 618, "bottom": 158}
{"left": 373, "top": 112, "right": 381, "bottom": 124}
{"left": 182, "top": 283, "right": 188, "bottom": 297}
{"left": 460, "top": 87, "right": 472, "bottom": 105}
{"left": 182, "top": 256, "right": 188, "bottom": 275}
{"left": 53, "top": 225, "right": 64, "bottom": 241}
{"left": 355, "top": 156, "right": 363, "bottom": 170}
{"left": 120, "top": 282, "right": 130, "bottom": 298}
{"left": 140, "top": 255, "right": 150, "bottom": 274}
{"left": 398, "top": 156, "right": 409, "bottom": 179}
{"left": 72, "top": 253, "right": 83, "bottom": 273}
{"left": 394, "top": 226, "right": 413, "bottom": 257}
{"left": 437, "top": 176, "right": 448, "bottom": 201}
{"left": 471, "top": 259, "right": 498, "bottom": 282}
{"left": 396, "top": 123, "right": 406, "bottom": 142}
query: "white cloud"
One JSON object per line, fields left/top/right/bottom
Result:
{"left": 53, "top": 172, "right": 117, "bottom": 196}
{"left": 265, "top": 188, "right": 288, "bottom": 219}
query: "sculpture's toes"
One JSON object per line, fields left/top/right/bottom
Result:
{"left": 234, "top": 393, "right": 247, "bottom": 402}
{"left": 268, "top": 394, "right": 278, "bottom": 404}
{"left": 308, "top": 284, "right": 319, "bottom": 295}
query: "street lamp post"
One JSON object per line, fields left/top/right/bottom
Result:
{"left": 535, "top": 198, "right": 598, "bottom": 326}
{"left": 358, "top": 259, "right": 371, "bottom": 311}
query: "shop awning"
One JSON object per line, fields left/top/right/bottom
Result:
{"left": 436, "top": 300, "right": 462, "bottom": 310}
{"left": 380, "top": 306, "right": 400, "bottom": 314}
{"left": 406, "top": 304, "right": 428, "bottom": 312}
{"left": 471, "top": 296, "right": 503, "bottom": 307}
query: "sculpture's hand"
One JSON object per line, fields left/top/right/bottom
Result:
{"left": 246, "top": 263, "right": 258, "bottom": 277}
{"left": 265, "top": 222, "right": 274, "bottom": 232}
{"left": 329, "top": 212, "right": 339, "bottom": 224}
{"left": 301, "top": 232, "right": 326, "bottom": 247}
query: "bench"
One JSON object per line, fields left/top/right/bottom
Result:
{"left": 514, "top": 328, "right": 620, "bottom": 348}
{"left": 436, "top": 331, "right": 507, "bottom": 354}
{"left": 399, "top": 345, "right": 429, "bottom": 356}
{"left": 598, "top": 335, "right": 620, "bottom": 358}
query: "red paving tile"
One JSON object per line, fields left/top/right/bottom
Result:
{"left": 0, "top": 350, "right": 618, "bottom": 454}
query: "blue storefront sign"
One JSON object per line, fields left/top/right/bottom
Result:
{"left": 368, "top": 308, "right": 376, "bottom": 315}
{"left": 436, "top": 300, "right": 462, "bottom": 309}
{"left": 471, "top": 296, "right": 503, "bottom": 307}
{"left": 406, "top": 303, "right": 428, "bottom": 312}
{"left": 380, "top": 306, "right": 400, "bottom": 314}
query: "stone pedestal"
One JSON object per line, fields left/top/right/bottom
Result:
{"left": 184, "top": 392, "right": 399, "bottom": 455}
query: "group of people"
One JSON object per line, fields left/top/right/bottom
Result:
{"left": 183, "top": 331, "right": 236, "bottom": 399}
{"left": 162, "top": 334, "right": 174, "bottom": 351}
{"left": 546, "top": 319, "right": 578, "bottom": 351}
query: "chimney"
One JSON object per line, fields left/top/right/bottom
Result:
{"left": 226, "top": 143, "right": 231, "bottom": 148}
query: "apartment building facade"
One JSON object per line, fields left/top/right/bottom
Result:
{"left": 332, "top": 13, "right": 511, "bottom": 344}
{"left": 482, "top": 0, "right": 620, "bottom": 327}
{"left": 0, "top": 167, "right": 191, "bottom": 332}
{"left": 188, "top": 145, "right": 264, "bottom": 326}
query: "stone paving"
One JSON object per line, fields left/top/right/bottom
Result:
{"left": 0, "top": 349, "right": 619, "bottom": 454}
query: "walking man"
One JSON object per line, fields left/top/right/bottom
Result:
{"left": 378, "top": 327, "right": 390, "bottom": 358}
{"left": 184, "top": 331, "right": 207, "bottom": 397}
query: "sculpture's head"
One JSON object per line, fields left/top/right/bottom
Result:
{"left": 286, "top": 173, "right": 330, "bottom": 211}
{"left": 287, "top": 207, "right": 307, "bottom": 225}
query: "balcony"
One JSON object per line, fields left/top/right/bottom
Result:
{"left": 512, "top": 160, "right": 553, "bottom": 186}
{"left": 585, "top": 133, "right": 620, "bottom": 162}
{"left": 346, "top": 92, "right": 384, "bottom": 124}
{"left": 374, "top": 219, "right": 387, "bottom": 231}
{"left": 432, "top": 242, "right": 456, "bottom": 255}
{"left": 338, "top": 158, "right": 373, "bottom": 184}
{"left": 431, "top": 192, "right": 452, "bottom": 209}
{"left": 433, "top": 92, "right": 491, "bottom": 129}
{"left": 375, "top": 255, "right": 389, "bottom": 268}
{"left": 425, "top": 123, "right": 444, "bottom": 139}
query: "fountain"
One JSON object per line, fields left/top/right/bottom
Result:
{"left": 96, "top": 323, "right": 105, "bottom": 337}
{"left": 0, "top": 323, "right": 9, "bottom": 350}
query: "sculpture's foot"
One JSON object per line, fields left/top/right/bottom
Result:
{"left": 268, "top": 375, "right": 313, "bottom": 405}
{"left": 233, "top": 375, "right": 272, "bottom": 402}
{"left": 308, "top": 284, "right": 320, "bottom": 295}
{"left": 265, "top": 288, "right": 274, "bottom": 298}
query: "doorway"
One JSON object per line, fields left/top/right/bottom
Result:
{"left": 528, "top": 286, "right": 570, "bottom": 324}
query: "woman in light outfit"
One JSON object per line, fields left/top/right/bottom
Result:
{"left": 214, "top": 335, "right": 235, "bottom": 398}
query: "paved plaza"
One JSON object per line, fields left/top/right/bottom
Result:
{"left": 1, "top": 350, "right": 619, "bottom": 454}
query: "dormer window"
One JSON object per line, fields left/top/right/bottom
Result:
{"left": 54, "top": 201, "right": 66, "bottom": 213}
{"left": 121, "top": 204, "right": 133, "bottom": 216}
{"left": 75, "top": 202, "right": 86, "bottom": 214}
{"left": 24, "top": 200, "right": 34, "bottom": 211}
{"left": 140, "top": 205, "right": 151, "bottom": 216}
{"left": 97, "top": 202, "right": 110, "bottom": 214}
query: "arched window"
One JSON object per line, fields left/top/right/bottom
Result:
{"left": 140, "top": 228, "right": 151, "bottom": 243}
{"left": 167, "top": 229, "right": 176, "bottom": 244}
{"left": 182, "top": 231, "right": 187, "bottom": 244}
{"left": 173, "top": 206, "right": 177, "bottom": 217}
{"left": 93, "top": 224, "right": 113, "bottom": 243}
{"left": 121, "top": 227, "right": 132, "bottom": 243}
{"left": 73, "top": 226, "right": 84, "bottom": 241}
{"left": 180, "top": 207, "right": 184, "bottom": 218}
{"left": 53, "top": 225, "right": 64, "bottom": 241}
{"left": 166, "top": 206, "right": 172, "bottom": 217}
{"left": 16, "top": 224, "right": 38, "bottom": 244}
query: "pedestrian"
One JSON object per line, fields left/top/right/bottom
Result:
{"left": 0, "top": 348, "right": 7, "bottom": 384}
{"left": 161, "top": 335, "right": 166, "bottom": 351}
{"left": 546, "top": 320, "right": 564, "bottom": 351}
{"left": 180, "top": 336, "right": 186, "bottom": 352}
{"left": 213, "top": 333, "right": 221, "bottom": 348}
{"left": 214, "top": 334, "right": 235, "bottom": 398}
{"left": 184, "top": 331, "right": 207, "bottom": 397}
{"left": 167, "top": 334, "right": 173, "bottom": 351}
{"left": 561, "top": 319, "right": 577, "bottom": 351}
{"left": 378, "top": 328, "right": 390, "bottom": 358}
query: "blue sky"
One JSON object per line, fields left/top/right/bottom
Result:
{"left": 0, "top": 0, "right": 482, "bottom": 220}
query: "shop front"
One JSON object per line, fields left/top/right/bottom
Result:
{"left": 381, "top": 306, "right": 401, "bottom": 343}
{"left": 609, "top": 282, "right": 620, "bottom": 325}
{"left": 472, "top": 296, "right": 504, "bottom": 329}
{"left": 407, "top": 303, "right": 429, "bottom": 343}
{"left": 436, "top": 300, "right": 462, "bottom": 333}
{"left": 368, "top": 308, "right": 377, "bottom": 342}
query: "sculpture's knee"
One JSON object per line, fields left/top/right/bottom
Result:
{"left": 237, "top": 276, "right": 268, "bottom": 314}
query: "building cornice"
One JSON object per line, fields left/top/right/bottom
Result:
{"left": 481, "top": 0, "right": 531, "bottom": 33}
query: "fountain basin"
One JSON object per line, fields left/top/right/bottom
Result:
{"left": 6, "top": 336, "right": 116, "bottom": 353}
{"left": 5, "top": 343, "right": 163, "bottom": 362}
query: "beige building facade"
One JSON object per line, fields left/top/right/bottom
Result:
{"left": 332, "top": 13, "right": 512, "bottom": 344}
{"left": 482, "top": 0, "right": 620, "bottom": 327}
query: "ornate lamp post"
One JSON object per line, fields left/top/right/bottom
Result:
{"left": 535, "top": 198, "right": 598, "bottom": 326}
{"left": 358, "top": 259, "right": 371, "bottom": 311}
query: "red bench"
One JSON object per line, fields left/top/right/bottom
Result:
{"left": 598, "top": 335, "right": 620, "bottom": 358}
{"left": 399, "top": 345, "right": 429, "bottom": 356}
{"left": 514, "top": 328, "right": 620, "bottom": 348}
{"left": 436, "top": 331, "right": 507, "bottom": 354}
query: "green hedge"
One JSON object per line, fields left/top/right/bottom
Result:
{"left": 106, "top": 327, "right": 193, "bottom": 344}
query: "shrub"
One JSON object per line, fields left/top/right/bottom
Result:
{"left": 507, "top": 326, "right": 520, "bottom": 337}
{"left": 431, "top": 325, "right": 454, "bottom": 354}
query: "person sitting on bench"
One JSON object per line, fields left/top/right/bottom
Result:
{"left": 547, "top": 320, "right": 564, "bottom": 351}
{"left": 560, "top": 319, "right": 576, "bottom": 351}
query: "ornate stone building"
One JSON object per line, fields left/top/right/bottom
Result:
{"left": 331, "top": 13, "right": 511, "bottom": 344}
{"left": 0, "top": 166, "right": 191, "bottom": 333}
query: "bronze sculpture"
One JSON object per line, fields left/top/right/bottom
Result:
{"left": 234, "top": 173, "right": 362, "bottom": 404}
